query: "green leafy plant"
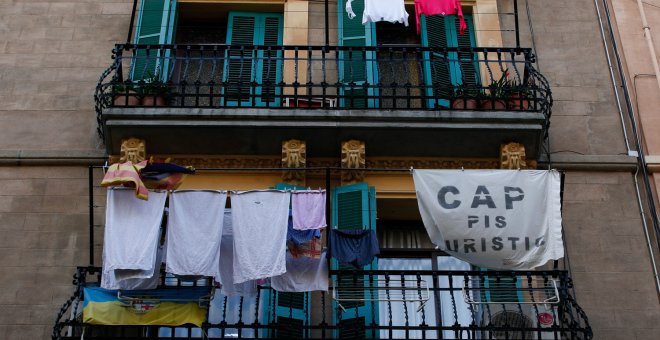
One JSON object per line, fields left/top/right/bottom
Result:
{"left": 453, "top": 83, "right": 483, "bottom": 98}
{"left": 488, "top": 70, "right": 533, "bottom": 98}
{"left": 140, "top": 73, "right": 172, "bottom": 98}
{"left": 451, "top": 83, "right": 483, "bottom": 109}
{"left": 488, "top": 70, "right": 515, "bottom": 98}
{"left": 111, "top": 82, "right": 136, "bottom": 94}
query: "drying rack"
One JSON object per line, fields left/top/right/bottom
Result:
{"left": 332, "top": 278, "right": 430, "bottom": 313}
{"left": 462, "top": 277, "right": 560, "bottom": 305}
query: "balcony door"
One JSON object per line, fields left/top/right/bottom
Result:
{"left": 131, "top": 0, "right": 177, "bottom": 81}
{"left": 332, "top": 183, "right": 379, "bottom": 338}
{"left": 222, "top": 12, "right": 283, "bottom": 107}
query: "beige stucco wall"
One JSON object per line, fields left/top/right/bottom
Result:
{"left": 0, "top": 1, "right": 659, "bottom": 339}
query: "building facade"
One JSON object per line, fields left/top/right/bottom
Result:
{"left": 0, "top": 0, "right": 658, "bottom": 338}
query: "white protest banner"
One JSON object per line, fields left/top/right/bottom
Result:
{"left": 413, "top": 170, "right": 563, "bottom": 270}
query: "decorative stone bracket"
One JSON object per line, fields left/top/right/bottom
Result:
{"left": 282, "top": 139, "right": 307, "bottom": 186}
{"left": 500, "top": 142, "right": 533, "bottom": 169}
{"left": 341, "top": 139, "right": 366, "bottom": 184}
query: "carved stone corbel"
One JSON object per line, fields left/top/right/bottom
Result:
{"left": 282, "top": 139, "right": 306, "bottom": 186}
{"left": 119, "top": 138, "right": 146, "bottom": 164}
{"left": 341, "top": 140, "right": 366, "bottom": 184}
{"left": 500, "top": 142, "right": 528, "bottom": 169}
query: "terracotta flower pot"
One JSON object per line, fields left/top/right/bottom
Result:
{"left": 451, "top": 98, "right": 479, "bottom": 110}
{"left": 112, "top": 90, "right": 140, "bottom": 106}
{"left": 480, "top": 99, "right": 507, "bottom": 110}
{"left": 141, "top": 96, "right": 167, "bottom": 106}
{"left": 508, "top": 93, "right": 530, "bottom": 110}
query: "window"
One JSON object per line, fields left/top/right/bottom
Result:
{"left": 223, "top": 12, "right": 283, "bottom": 107}
{"left": 130, "top": 1, "right": 284, "bottom": 106}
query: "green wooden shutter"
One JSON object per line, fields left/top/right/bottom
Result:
{"left": 131, "top": 0, "right": 177, "bottom": 81}
{"left": 421, "top": 14, "right": 478, "bottom": 108}
{"left": 454, "top": 15, "right": 480, "bottom": 87}
{"left": 272, "top": 183, "right": 311, "bottom": 338}
{"left": 331, "top": 183, "right": 378, "bottom": 339}
{"left": 337, "top": 0, "right": 378, "bottom": 108}
{"left": 223, "top": 12, "right": 283, "bottom": 107}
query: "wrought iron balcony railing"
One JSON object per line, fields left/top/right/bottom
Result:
{"left": 53, "top": 266, "right": 591, "bottom": 340}
{"left": 95, "top": 44, "right": 552, "bottom": 138}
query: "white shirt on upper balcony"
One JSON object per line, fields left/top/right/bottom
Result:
{"left": 346, "top": 0, "right": 410, "bottom": 27}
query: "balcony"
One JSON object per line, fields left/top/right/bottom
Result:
{"left": 53, "top": 266, "right": 590, "bottom": 340}
{"left": 96, "top": 44, "right": 552, "bottom": 159}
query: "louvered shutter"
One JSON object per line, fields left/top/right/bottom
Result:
{"left": 331, "top": 183, "right": 379, "bottom": 339}
{"left": 481, "top": 269, "right": 523, "bottom": 303}
{"left": 421, "top": 14, "right": 452, "bottom": 107}
{"left": 421, "top": 14, "right": 478, "bottom": 108}
{"left": 455, "top": 15, "right": 479, "bottom": 87}
{"left": 131, "top": 0, "right": 177, "bottom": 81}
{"left": 337, "top": 0, "right": 378, "bottom": 108}
{"left": 223, "top": 12, "right": 283, "bottom": 107}
{"left": 258, "top": 17, "right": 283, "bottom": 105}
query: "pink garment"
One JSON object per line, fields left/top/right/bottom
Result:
{"left": 414, "top": 0, "right": 467, "bottom": 35}
{"left": 291, "top": 190, "right": 327, "bottom": 230}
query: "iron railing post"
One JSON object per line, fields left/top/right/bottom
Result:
{"left": 88, "top": 165, "right": 94, "bottom": 266}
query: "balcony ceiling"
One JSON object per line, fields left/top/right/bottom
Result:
{"left": 102, "top": 107, "right": 546, "bottom": 159}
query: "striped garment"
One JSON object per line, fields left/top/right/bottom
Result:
{"left": 101, "top": 161, "right": 149, "bottom": 200}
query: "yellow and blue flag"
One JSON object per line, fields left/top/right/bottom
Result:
{"left": 83, "top": 287, "right": 209, "bottom": 327}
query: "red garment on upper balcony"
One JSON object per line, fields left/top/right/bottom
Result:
{"left": 414, "top": 0, "right": 467, "bottom": 35}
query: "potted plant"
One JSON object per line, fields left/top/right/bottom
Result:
{"left": 481, "top": 70, "right": 510, "bottom": 110}
{"left": 111, "top": 82, "right": 140, "bottom": 106}
{"left": 507, "top": 79, "right": 533, "bottom": 111}
{"left": 140, "top": 76, "right": 171, "bottom": 107}
{"left": 451, "top": 84, "right": 482, "bottom": 110}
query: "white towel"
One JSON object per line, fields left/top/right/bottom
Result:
{"left": 166, "top": 190, "right": 227, "bottom": 279}
{"left": 231, "top": 190, "right": 290, "bottom": 284}
{"left": 218, "top": 209, "right": 257, "bottom": 297}
{"left": 271, "top": 252, "right": 329, "bottom": 292}
{"left": 291, "top": 190, "right": 327, "bottom": 230}
{"left": 101, "top": 243, "right": 165, "bottom": 290}
{"left": 103, "top": 188, "right": 167, "bottom": 280}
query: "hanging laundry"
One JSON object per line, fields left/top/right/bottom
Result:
{"left": 101, "top": 243, "right": 165, "bottom": 290}
{"left": 288, "top": 226, "right": 320, "bottom": 246}
{"left": 217, "top": 209, "right": 257, "bottom": 297}
{"left": 346, "top": 0, "right": 357, "bottom": 19}
{"left": 101, "top": 160, "right": 149, "bottom": 200}
{"left": 328, "top": 229, "right": 380, "bottom": 268}
{"left": 288, "top": 210, "right": 321, "bottom": 245}
{"left": 414, "top": 0, "right": 467, "bottom": 35}
{"left": 291, "top": 190, "right": 327, "bottom": 230}
{"left": 346, "top": 0, "right": 409, "bottom": 26}
{"left": 271, "top": 252, "right": 329, "bottom": 292}
{"left": 166, "top": 191, "right": 227, "bottom": 280}
{"left": 289, "top": 236, "right": 323, "bottom": 259}
{"left": 102, "top": 188, "right": 167, "bottom": 282}
{"left": 140, "top": 162, "right": 195, "bottom": 190}
{"left": 83, "top": 286, "right": 209, "bottom": 327}
{"left": 363, "top": 0, "right": 409, "bottom": 26}
{"left": 231, "top": 190, "right": 290, "bottom": 284}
